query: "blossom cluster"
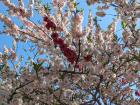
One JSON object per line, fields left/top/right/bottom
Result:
{"left": 0, "top": 0, "right": 140, "bottom": 105}
{"left": 44, "top": 16, "right": 77, "bottom": 64}
{"left": 44, "top": 16, "right": 56, "bottom": 30}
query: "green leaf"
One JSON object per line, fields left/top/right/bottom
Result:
{"left": 93, "top": 16, "right": 98, "bottom": 26}
{"left": 20, "top": 26, "right": 24, "bottom": 29}
{"left": 33, "top": 62, "right": 44, "bottom": 80}
{"left": 44, "top": 4, "right": 51, "bottom": 12}
{"left": 113, "top": 34, "right": 120, "bottom": 42}
{"left": 33, "top": 62, "right": 44, "bottom": 71}
{"left": 133, "top": 55, "right": 140, "bottom": 61}
{"left": 87, "top": 35, "right": 93, "bottom": 43}
{"left": 114, "top": 34, "right": 118, "bottom": 41}
{"left": 133, "top": 70, "right": 138, "bottom": 73}
{"left": 0, "top": 64, "right": 5, "bottom": 71}
{"left": 74, "top": 2, "right": 79, "bottom": 8}
{"left": 59, "top": 73, "right": 65, "bottom": 80}
{"left": 76, "top": 8, "right": 84, "bottom": 13}
{"left": 121, "top": 21, "right": 126, "bottom": 29}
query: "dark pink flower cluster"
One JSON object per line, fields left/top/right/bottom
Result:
{"left": 44, "top": 16, "right": 56, "bottom": 30}
{"left": 135, "top": 90, "right": 140, "bottom": 96}
{"left": 119, "top": 78, "right": 127, "bottom": 84}
{"left": 62, "top": 47, "right": 77, "bottom": 64}
{"left": 44, "top": 16, "right": 77, "bottom": 64}
{"left": 84, "top": 54, "right": 92, "bottom": 62}
{"left": 51, "top": 32, "right": 77, "bottom": 64}
{"left": 75, "top": 63, "right": 82, "bottom": 70}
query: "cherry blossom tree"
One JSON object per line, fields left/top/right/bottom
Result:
{"left": 0, "top": 0, "right": 140, "bottom": 105}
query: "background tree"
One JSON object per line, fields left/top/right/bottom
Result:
{"left": 0, "top": 0, "right": 140, "bottom": 105}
